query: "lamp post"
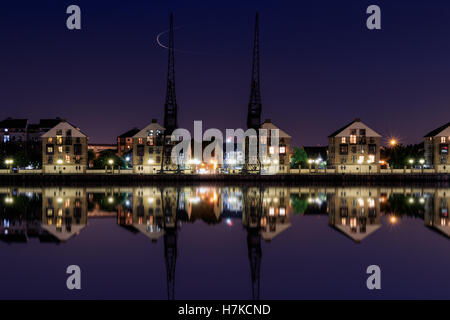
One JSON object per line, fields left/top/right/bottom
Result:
{"left": 108, "top": 159, "right": 114, "bottom": 174}
{"left": 308, "top": 159, "right": 313, "bottom": 173}
{"left": 419, "top": 159, "right": 425, "bottom": 173}
{"left": 4, "top": 159, "right": 14, "bottom": 173}
{"left": 408, "top": 159, "right": 414, "bottom": 171}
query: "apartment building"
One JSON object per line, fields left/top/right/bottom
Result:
{"left": 132, "top": 119, "right": 165, "bottom": 174}
{"left": 328, "top": 118, "right": 381, "bottom": 173}
{"left": 259, "top": 119, "right": 291, "bottom": 174}
{"left": 424, "top": 122, "right": 450, "bottom": 172}
{"left": 41, "top": 122, "right": 88, "bottom": 174}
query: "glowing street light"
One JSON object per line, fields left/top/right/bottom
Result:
{"left": 4, "top": 159, "right": 13, "bottom": 173}
{"left": 408, "top": 159, "right": 414, "bottom": 170}
{"left": 389, "top": 139, "right": 398, "bottom": 147}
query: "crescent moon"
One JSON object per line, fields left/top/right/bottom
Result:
{"left": 156, "top": 29, "right": 169, "bottom": 50}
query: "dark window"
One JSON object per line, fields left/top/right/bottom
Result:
{"left": 148, "top": 147, "right": 154, "bottom": 154}
{"left": 339, "top": 144, "right": 348, "bottom": 155}
{"left": 65, "top": 136, "right": 72, "bottom": 145}
{"left": 137, "top": 145, "right": 145, "bottom": 156}
{"left": 74, "top": 144, "right": 82, "bottom": 155}
{"left": 351, "top": 146, "right": 357, "bottom": 154}
{"left": 368, "top": 144, "right": 377, "bottom": 154}
{"left": 359, "top": 129, "right": 366, "bottom": 136}
{"left": 65, "top": 146, "right": 71, "bottom": 153}
{"left": 48, "top": 156, "right": 53, "bottom": 164}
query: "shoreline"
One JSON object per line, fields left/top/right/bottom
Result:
{"left": 0, "top": 173, "right": 448, "bottom": 187}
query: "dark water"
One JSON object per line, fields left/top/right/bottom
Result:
{"left": 0, "top": 185, "right": 449, "bottom": 300}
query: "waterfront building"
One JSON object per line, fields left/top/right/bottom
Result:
{"left": 27, "top": 118, "right": 63, "bottom": 142}
{"left": 259, "top": 119, "right": 291, "bottom": 174}
{"left": 327, "top": 118, "right": 381, "bottom": 173}
{"left": 41, "top": 121, "right": 89, "bottom": 174}
{"left": 117, "top": 127, "right": 140, "bottom": 156}
{"left": 132, "top": 119, "right": 165, "bottom": 174}
{"left": 0, "top": 118, "right": 28, "bottom": 144}
{"left": 424, "top": 122, "right": 450, "bottom": 172}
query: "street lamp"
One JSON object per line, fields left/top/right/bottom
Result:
{"left": 389, "top": 139, "right": 398, "bottom": 147}
{"left": 408, "top": 159, "right": 414, "bottom": 170}
{"left": 419, "top": 159, "right": 425, "bottom": 172}
{"left": 4, "top": 159, "right": 14, "bottom": 173}
{"left": 308, "top": 159, "right": 313, "bottom": 172}
{"left": 108, "top": 159, "right": 114, "bottom": 173}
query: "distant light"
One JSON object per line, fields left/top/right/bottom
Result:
{"left": 419, "top": 159, "right": 425, "bottom": 165}
{"left": 408, "top": 197, "right": 414, "bottom": 204}
{"left": 389, "top": 139, "right": 398, "bottom": 146}
{"left": 389, "top": 216, "right": 398, "bottom": 224}
{"left": 226, "top": 218, "right": 233, "bottom": 227}
{"left": 108, "top": 197, "right": 114, "bottom": 203}
{"left": 108, "top": 159, "right": 114, "bottom": 165}
{"left": 125, "top": 157, "right": 130, "bottom": 161}
{"left": 57, "top": 159, "right": 63, "bottom": 164}
{"left": 148, "top": 159, "right": 154, "bottom": 164}
{"left": 408, "top": 159, "right": 414, "bottom": 164}
{"left": 419, "top": 198, "right": 425, "bottom": 204}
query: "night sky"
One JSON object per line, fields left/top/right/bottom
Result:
{"left": 1, "top": 0, "right": 450, "bottom": 145}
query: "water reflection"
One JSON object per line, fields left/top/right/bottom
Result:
{"left": 0, "top": 186, "right": 449, "bottom": 299}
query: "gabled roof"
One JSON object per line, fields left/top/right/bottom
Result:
{"left": 424, "top": 122, "right": 450, "bottom": 137}
{"left": 41, "top": 121, "right": 88, "bottom": 138}
{"left": 328, "top": 118, "right": 381, "bottom": 138}
{"left": 0, "top": 118, "right": 28, "bottom": 129}
{"left": 260, "top": 119, "right": 291, "bottom": 138}
{"left": 133, "top": 120, "right": 164, "bottom": 138}
{"left": 118, "top": 127, "right": 140, "bottom": 138}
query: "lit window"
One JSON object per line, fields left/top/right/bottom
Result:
{"left": 341, "top": 137, "right": 346, "bottom": 143}
{"left": 350, "top": 135, "right": 357, "bottom": 144}
{"left": 441, "top": 137, "right": 447, "bottom": 143}
{"left": 65, "top": 155, "right": 70, "bottom": 163}
{"left": 280, "top": 208, "right": 286, "bottom": 216}
{"left": 269, "top": 207, "right": 275, "bottom": 216}
{"left": 279, "top": 146, "right": 286, "bottom": 154}
{"left": 269, "top": 146, "right": 275, "bottom": 154}
{"left": 58, "top": 146, "right": 63, "bottom": 153}
{"left": 138, "top": 138, "right": 143, "bottom": 144}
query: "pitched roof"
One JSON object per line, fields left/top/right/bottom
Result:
{"left": 328, "top": 118, "right": 381, "bottom": 137}
{"left": 260, "top": 119, "right": 291, "bottom": 138}
{"left": 0, "top": 118, "right": 28, "bottom": 129}
{"left": 41, "top": 121, "right": 88, "bottom": 138}
{"left": 424, "top": 122, "right": 450, "bottom": 137}
{"left": 133, "top": 120, "right": 165, "bottom": 138}
{"left": 118, "top": 127, "right": 140, "bottom": 138}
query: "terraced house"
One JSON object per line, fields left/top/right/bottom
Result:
{"left": 41, "top": 122, "right": 88, "bottom": 174}
{"left": 327, "top": 118, "right": 381, "bottom": 173}
{"left": 424, "top": 122, "right": 450, "bottom": 172}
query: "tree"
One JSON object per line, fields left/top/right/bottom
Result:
{"left": 92, "top": 150, "right": 126, "bottom": 169}
{"left": 383, "top": 143, "right": 424, "bottom": 169}
{"left": 290, "top": 147, "right": 308, "bottom": 169}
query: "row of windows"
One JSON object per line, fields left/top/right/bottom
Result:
{"left": 47, "top": 155, "right": 82, "bottom": 164}
{"left": 340, "top": 136, "right": 375, "bottom": 144}
{"left": 46, "top": 144, "right": 83, "bottom": 155}
{"left": 339, "top": 144, "right": 377, "bottom": 155}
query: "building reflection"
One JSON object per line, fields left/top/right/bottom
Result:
{"left": 425, "top": 189, "right": 450, "bottom": 237}
{"left": 42, "top": 188, "right": 87, "bottom": 242}
{"left": 328, "top": 188, "right": 381, "bottom": 243}
{"left": 3, "top": 185, "right": 450, "bottom": 299}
